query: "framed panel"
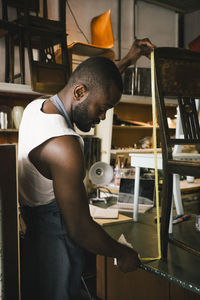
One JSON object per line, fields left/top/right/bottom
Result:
{"left": 0, "top": 144, "right": 20, "bottom": 300}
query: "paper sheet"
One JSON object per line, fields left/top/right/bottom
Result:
{"left": 118, "top": 234, "right": 133, "bottom": 248}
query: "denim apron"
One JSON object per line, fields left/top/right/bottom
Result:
{"left": 21, "top": 95, "right": 85, "bottom": 300}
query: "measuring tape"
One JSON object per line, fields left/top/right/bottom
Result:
{"left": 113, "top": 50, "right": 162, "bottom": 267}
{"left": 140, "top": 49, "right": 161, "bottom": 261}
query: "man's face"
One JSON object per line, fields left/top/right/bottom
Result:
{"left": 73, "top": 85, "right": 121, "bottom": 132}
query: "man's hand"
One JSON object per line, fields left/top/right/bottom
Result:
{"left": 117, "top": 38, "right": 155, "bottom": 73}
{"left": 117, "top": 247, "right": 141, "bottom": 273}
{"left": 127, "top": 38, "right": 155, "bottom": 63}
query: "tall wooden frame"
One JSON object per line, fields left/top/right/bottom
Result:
{"left": 0, "top": 144, "right": 20, "bottom": 299}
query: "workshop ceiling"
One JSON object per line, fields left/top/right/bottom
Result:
{"left": 141, "top": 0, "right": 200, "bottom": 13}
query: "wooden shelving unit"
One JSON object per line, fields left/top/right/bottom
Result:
{"left": 0, "top": 83, "right": 42, "bottom": 144}
{"left": 111, "top": 94, "right": 176, "bottom": 149}
{"left": 0, "top": 84, "right": 43, "bottom": 299}
{"left": 96, "top": 94, "right": 177, "bottom": 164}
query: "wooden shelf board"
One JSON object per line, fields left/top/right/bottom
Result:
{"left": 112, "top": 125, "right": 175, "bottom": 130}
{"left": 94, "top": 213, "right": 133, "bottom": 227}
{"left": 120, "top": 94, "right": 177, "bottom": 106}
{"left": 0, "top": 82, "right": 41, "bottom": 95}
{"left": 180, "top": 178, "right": 200, "bottom": 192}
{"left": 0, "top": 129, "right": 18, "bottom": 133}
{"left": 113, "top": 125, "right": 157, "bottom": 129}
{"left": 110, "top": 148, "right": 162, "bottom": 154}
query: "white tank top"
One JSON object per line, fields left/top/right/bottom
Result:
{"left": 18, "top": 98, "right": 84, "bottom": 207}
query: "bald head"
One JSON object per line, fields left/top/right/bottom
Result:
{"left": 67, "top": 56, "right": 123, "bottom": 96}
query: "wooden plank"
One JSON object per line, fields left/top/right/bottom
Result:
{"left": 94, "top": 213, "right": 133, "bottom": 226}
{"left": 180, "top": 179, "right": 200, "bottom": 192}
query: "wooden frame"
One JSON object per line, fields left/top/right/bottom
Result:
{"left": 0, "top": 144, "right": 20, "bottom": 299}
{"left": 154, "top": 47, "right": 200, "bottom": 260}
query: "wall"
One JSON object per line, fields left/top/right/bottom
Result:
{"left": 184, "top": 10, "right": 200, "bottom": 48}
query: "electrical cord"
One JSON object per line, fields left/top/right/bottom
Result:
{"left": 98, "top": 186, "right": 114, "bottom": 195}
{"left": 66, "top": 0, "right": 90, "bottom": 44}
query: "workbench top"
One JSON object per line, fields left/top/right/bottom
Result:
{"left": 96, "top": 200, "right": 200, "bottom": 295}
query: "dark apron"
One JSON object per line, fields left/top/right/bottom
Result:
{"left": 21, "top": 200, "right": 85, "bottom": 300}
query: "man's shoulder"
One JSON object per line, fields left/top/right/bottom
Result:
{"left": 40, "top": 134, "right": 83, "bottom": 159}
{"left": 30, "top": 134, "right": 84, "bottom": 177}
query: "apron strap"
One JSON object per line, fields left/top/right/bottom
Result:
{"left": 51, "top": 94, "right": 74, "bottom": 130}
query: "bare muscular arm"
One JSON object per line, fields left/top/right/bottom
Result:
{"left": 30, "top": 135, "right": 140, "bottom": 273}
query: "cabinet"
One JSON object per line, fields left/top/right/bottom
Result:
{"left": 0, "top": 83, "right": 42, "bottom": 144}
{"left": 97, "top": 256, "right": 200, "bottom": 300}
{"left": 0, "top": 84, "right": 42, "bottom": 298}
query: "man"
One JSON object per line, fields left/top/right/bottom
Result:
{"left": 18, "top": 38, "right": 154, "bottom": 300}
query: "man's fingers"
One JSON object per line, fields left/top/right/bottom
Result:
{"left": 137, "top": 39, "right": 156, "bottom": 58}
{"left": 138, "top": 40, "right": 155, "bottom": 49}
{"left": 140, "top": 37, "right": 155, "bottom": 46}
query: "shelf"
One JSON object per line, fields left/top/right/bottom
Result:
{"left": 0, "top": 82, "right": 41, "bottom": 95}
{"left": 0, "top": 84, "right": 41, "bottom": 145}
{"left": 0, "top": 82, "right": 43, "bottom": 104}
{"left": 180, "top": 178, "right": 200, "bottom": 192}
{"left": 110, "top": 148, "right": 162, "bottom": 154}
{"left": 113, "top": 125, "right": 158, "bottom": 129}
{"left": 0, "top": 129, "right": 18, "bottom": 133}
{"left": 110, "top": 149, "right": 140, "bottom": 154}
{"left": 113, "top": 125, "right": 175, "bottom": 130}
{"left": 120, "top": 94, "right": 177, "bottom": 106}
{"left": 0, "top": 82, "right": 43, "bottom": 106}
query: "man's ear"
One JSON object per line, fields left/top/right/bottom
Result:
{"left": 74, "top": 85, "right": 88, "bottom": 101}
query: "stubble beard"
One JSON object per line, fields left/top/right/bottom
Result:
{"left": 73, "top": 98, "right": 92, "bottom": 132}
